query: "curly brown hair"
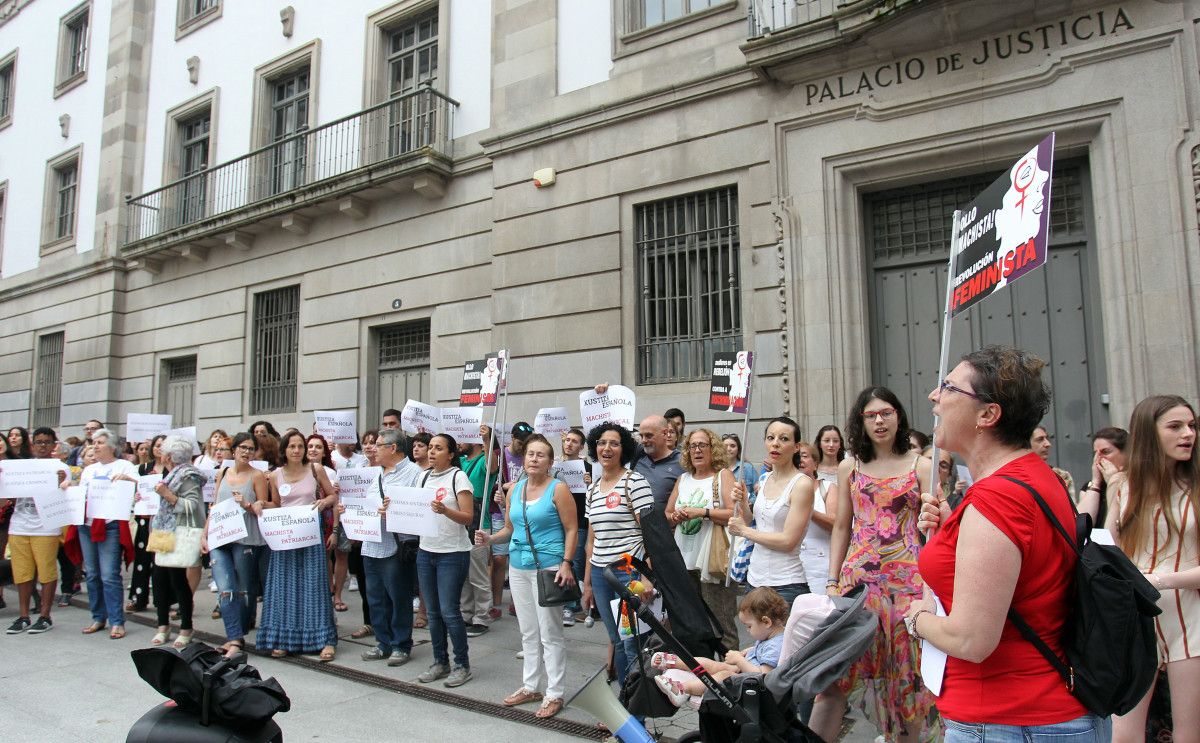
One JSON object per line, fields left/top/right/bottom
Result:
{"left": 681, "top": 428, "right": 730, "bottom": 475}
{"left": 738, "top": 586, "right": 790, "bottom": 627}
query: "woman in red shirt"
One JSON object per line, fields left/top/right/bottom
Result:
{"left": 907, "top": 346, "right": 1108, "bottom": 742}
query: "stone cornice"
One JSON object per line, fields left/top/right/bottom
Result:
{"left": 0, "top": 256, "right": 123, "bottom": 303}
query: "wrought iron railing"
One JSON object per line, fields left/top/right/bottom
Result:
{"left": 124, "top": 85, "right": 457, "bottom": 245}
{"left": 747, "top": 0, "right": 839, "bottom": 38}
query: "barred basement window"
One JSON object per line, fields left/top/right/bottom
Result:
{"left": 375, "top": 321, "right": 431, "bottom": 413}
{"left": 33, "top": 332, "right": 64, "bottom": 428}
{"left": 251, "top": 286, "right": 299, "bottom": 414}
{"left": 378, "top": 322, "right": 430, "bottom": 367}
{"left": 635, "top": 186, "right": 741, "bottom": 384}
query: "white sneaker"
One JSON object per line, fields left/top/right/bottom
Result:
{"left": 348, "top": 577, "right": 359, "bottom": 592}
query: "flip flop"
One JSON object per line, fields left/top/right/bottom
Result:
{"left": 333, "top": 601, "right": 348, "bottom": 612}
{"left": 151, "top": 629, "right": 170, "bottom": 646}
{"left": 318, "top": 646, "right": 336, "bottom": 662}
{"left": 82, "top": 622, "right": 106, "bottom": 635}
{"left": 223, "top": 641, "right": 244, "bottom": 659}
{"left": 109, "top": 625, "right": 126, "bottom": 640}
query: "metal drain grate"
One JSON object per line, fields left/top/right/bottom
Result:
{"left": 88, "top": 599, "right": 608, "bottom": 740}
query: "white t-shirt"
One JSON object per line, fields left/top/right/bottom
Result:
{"left": 81, "top": 458, "right": 140, "bottom": 526}
{"left": 332, "top": 451, "right": 368, "bottom": 470}
{"left": 8, "top": 459, "right": 72, "bottom": 536}
{"left": 194, "top": 454, "right": 219, "bottom": 469}
{"left": 417, "top": 467, "right": 473, "bottom": 554}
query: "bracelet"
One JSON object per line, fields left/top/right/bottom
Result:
{"left": 908, "top": 608, "right": 932, "bottom": 640}
{"left": 825, "top": 579, "right": 838, "bottom": 587}
{"left": 704, "top": 507, "right": 710, "bottom": 519}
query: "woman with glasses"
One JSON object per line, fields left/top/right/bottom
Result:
{"left": 667, "top": 427, "right": 739, "bottom": 648}
{"left": 721, "top": 433, "right": 759, "bottom": 496}
{"left": 811, "top": 387, "right": 936, "bottom": 743}
{"left": 194, "top": 429, "right": 231, "bottom": 469}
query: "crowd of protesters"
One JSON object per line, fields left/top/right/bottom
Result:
{"left": 0, "top": 346, "right": 1196, "bottom": 739}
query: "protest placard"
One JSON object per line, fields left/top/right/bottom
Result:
{"left": 579, "top": 384, "right": 636, "bottom": 434}
{"left": 127, "top": 413, "right": 173, "bottom": 443}
{"left": 551, "top": 459, "right": 586, "bottom": 492}
{"left": 401, "top": 399, "right": 442, "bottom": 434}
{"left": 442, "top": 407, "right": 484, "bottom": 444}
{"left": 0, "top": 459, "right": 63, "bottom": 499}
{"left": 481, "top": 353, "right": 506, "bottom": 406}
{"left": 207, "top": 497, "right": 250, "bottom": 549}
{"left": 383, "top": 485, "right": 439, "bottom": 538}
{"left": 339, "top": 466, "right": 383, "bottom": 543}
{"left": 168, "top": 426, "right": 200, "bottom": 455}
{"left": 534, "top": 407, "right": 571, "bottom": 435}
{"left": 86, "top": 479, "right": 136, "bottom": 521}
{"left": 708, "top": 352, "right": 754, "bottom": 414}
{"left": 134, "top": 474, "right": 162, "bottom": 516}
{"left": 460, "top": 359, "right": 486, "bottom": 406}
{"left": 33, "top": 486, "right": 85, "bottom": 530}
{"left": 314, "top": 410, "right": 358, "bottom": 445}
{"left": 258, "top": 506, "right": 322, "bottom": 551}
{"left": 198, "top": 468, "right": 217, "bottom": 503}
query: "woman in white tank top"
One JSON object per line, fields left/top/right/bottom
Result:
{"left": 729, "top": 417, "right": 815, "bottom": 608}
{"left": 797, "top": 442, "right": 836, "bottom": 591}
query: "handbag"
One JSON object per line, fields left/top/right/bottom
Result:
{"left": 520, "top": 479, "right": 582, "bottom": 607}
{"left": 155, "top": 495, "right": 204, "bottom": 569}
{"left": 706, "top": 473, "right": 731, "bottom": 577}
{"left": 147, "top": 528, "right": 176, "bottom": 553}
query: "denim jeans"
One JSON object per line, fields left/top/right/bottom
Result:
{"left": 944, "top": 715, "right": 1112, "bottom": 743}
{"left": 567, "top": 526, "right": 588, "bottom": 612}
{"left": 210, "top": 542, "right": 258, "bottom": 641}
{"left": 242, "top": 545, "right": 268, "bottom": 630}
{"left": 417, "top": 549, "right": 470, "bottom": 669}
{"left": 590, "top": 563, "right": 640, "bottom": 685}
{"left": 364, "top": 548, "right": 416, "bottom": 655}
{"left": 78, "top": 522, "right": 125, "bottom": 626}
{"left": 751, "top": 581, "right": 809, "bottom": 608}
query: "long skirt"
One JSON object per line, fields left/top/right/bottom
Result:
{"left": 257, "top": 543, "right": 338, "bottom": 653}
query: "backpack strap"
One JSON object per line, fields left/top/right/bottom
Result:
{"left": 999, "top": 475, "right": 1079, "bottom": 691}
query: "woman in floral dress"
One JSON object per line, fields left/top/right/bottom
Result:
{"left": 810, "top": 386, "right": 939, "bottom": 743}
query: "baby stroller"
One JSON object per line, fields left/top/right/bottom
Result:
{"left": 604, "top": 560, "right": 876, "bottom": 743}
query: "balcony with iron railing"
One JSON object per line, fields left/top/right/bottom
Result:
{"left": 122, "top": 85, "right": 458, "bottom": 264}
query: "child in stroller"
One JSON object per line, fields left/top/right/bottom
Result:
{"left": 652, "top": 588, "right": 835, "bottom": 711}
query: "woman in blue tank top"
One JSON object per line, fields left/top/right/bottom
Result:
{"left": 477, "top": 433, "right": 578, "bottom": 718}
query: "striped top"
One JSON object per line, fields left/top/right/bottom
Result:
{"left": 584, "top": 469, "right": 653, "bottom": 568}
{"left": 1128, "top": 486, "right": 1200, "bottom": 663}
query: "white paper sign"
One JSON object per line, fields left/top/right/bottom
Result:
{"left": 133, "top": 474, "right": 162, "bottom": 516}
{"left": 199, "top": 468, "right": 218, "bottom": 503}
{"left": 168, "top": 426, "right": 200, "bottom": 456}
{"left": 579, "top": 384, "right": 636, "bottom": 434}
{"left": 551, "top": 459, "right": 587, "bottom": 492}
{"left": 339, "top": 467, "right": 383, "bottom": 543}
{"left": 401, "top": 399, "right": 442, "bottom": 434}
{"left": 0, "top": 459, "right": 63, "bottom": 499}
{"left": 33, "top": 485, "right": 85, "bottom": 529}
{"left": 535, "top": 407, "right": 571, "bottom": 435}
{"left": 86, "top": 479, "right": 136, "bottom": 521}
{"left": 315, "top": 410, "right": 358, "bottom": 445}
{"left": 442, "top": 407, "right": 484, "bottom": 444}
{"left": 384, "top": 485, "right": 440, "bottom": 538}
{"left": 127, "top": 413, "right": 173, "bottom": 443}
{"left": 207, "top": 497, "right": 250, "bottom": 549}
{"left": 920, "top": 594, "right": 948, "bottom": 696}
{"left": 257, "top": 506, "right": 322, "bottom": 551}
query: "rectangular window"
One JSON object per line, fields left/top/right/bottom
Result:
{"left": 269, "top": 68, "right": 309, "bottom": 195}
{"left": 54, "top": 160, "right": 78, "bottom": 240}
{"left": 386, "top": 10, "right": 438, "bottom": 155}
{"left": 178, "top": 110, "right": 210, "bottom": 225}
{"left": 0, "top": 181, "right": 7, "bottom": 272}
{"left": 635, "top": 186, "right": 741, "bottom": 384}
{"left": 624, "top": 0, "right": 717, "bottom": 33}
{"left": 0, "top": 53, "right": 14, "bottom": 125}
{"left": 374, "top": 321, "right": 431, "bottom": 415}
{"left": 161, "top": 356, "right": 197, "bottom": 426}
{"left": 56, "top": 3, "right": 90, "bottom": 93}
{"left": 251, "top": 285, "right": 299, "bottom": 414}
{"left": 181, "top": 0, "right": 218, "bottom": 24}
{"left": 33, "top": 332, "right": 65, "bottom": 429}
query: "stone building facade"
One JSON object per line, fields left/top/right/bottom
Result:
{"left": 1, "top": 0, "right": 1198, "bottom": 479}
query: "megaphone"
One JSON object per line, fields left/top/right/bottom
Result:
{"left": 566, "top": 666, "right": 654, "bottom": 743}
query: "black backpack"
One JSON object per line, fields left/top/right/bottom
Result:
{"left": 1002, "top": 476, "right": 1161, "bottom": 717}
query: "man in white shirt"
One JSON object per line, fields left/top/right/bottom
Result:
{"left": 3, "top": 427, "right": 71, "bottom": 634}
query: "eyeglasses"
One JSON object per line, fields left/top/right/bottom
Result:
{"left": 939, "top": 380, "right": 986, "bottom": 402}
{"left": 215, "top": 447, "right": 232, "bottom": 453}
{"left": 687, "top": 442, "right": 711, "bottom": 451}
{"left": 32, "top": 439, "right": 56, "bottom": 447}
{"left": 235, "top": 445, "right": 255, "bottom": 453}
{"left": 861, "top": 409, "right": 897, "bottom": 421}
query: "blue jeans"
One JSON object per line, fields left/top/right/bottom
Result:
{"left": 78, "top": 522, "right": 125, "bottom": 626}
{"left": 210, "top": 542, "right": 258, "bottom": 641}
{"left": 417, "top": 549, "right": 470, "bottom": 669}
{"left": 751, "top": 581, "right": 809, "bottom": 607}
{"left": 364, "top": 548, "right": 416, "bottom": 655}
{"left": 243, "top": 544, "right": 268, "bottom": 629}
{"left": 590, "top": 563, "right": 640, "bottom": 685}
{"left": 944, "top": 715, "right": 1111, "bottom": 743}
{"left": 567, "top": 526, "right": 588, "bottom": 612}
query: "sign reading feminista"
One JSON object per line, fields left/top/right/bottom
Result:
{"left": 460, "top": 360, "right": 485, "bottom": 406}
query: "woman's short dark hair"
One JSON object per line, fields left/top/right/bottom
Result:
{"left": 249, "top": 420, "right": 280, "bottom": 438}
{"left": 586, "top": 422, "right": 637, "bottom": 466}
{"left": 845, "top": 386, "right": 911, "bottom": 463}
{"left": 1092, "top": 426, "right": 1129, "bottom": 452}
{"left": 765, "top": 416, "right": 804, "bottom": 468}
{"left": 411, "top": 431, "right": 432, "bottom": 446}
{"left": 962, "top": 345, "right": 1051, "bottom": 449}
{"left": 230, "top": 432, "right": 255, "bottom": 451}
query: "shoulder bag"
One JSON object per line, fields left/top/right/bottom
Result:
{"left": 154, "top": 491, "right": 204, "bottom": 568}
{"left": 520, "top": 479, "right": 582, "bottom": 607}
{"left": 706, "top": 474, "right": 731, "bottom": 578}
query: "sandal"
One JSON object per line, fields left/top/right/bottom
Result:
{"left": 223, "top": 640, "right": 245, "bottom": 659}
{"left": 413, "top": 614, "right": 428, "bottom": 629}
{"left": 271, "top": 649, "right": 289, "bottom": 658}
{"left": 211, "top": 606, "right": 221, "bottom": 620}
{"left": 654, "top": 675, "right": 688, "bottom": 708}
{"left": 502, "top": 688, "right": 543, "bottom": 707}
{"left": 150, "top": 628, "right": 170, "bottom": 646}
{"left": 173, "top": 632, "right": 194, "bottom": 649}
{"left": 318, "top": 646, "right": 336, "bottom": 662}
{"left": 650, "top": 651, "right": 680, "bottom": 670}
{"left": 124, "top": 601, "right": 140, "bottom": 612}
{"left": 535, "top": 698, "right": 564, "bottom": 719}
{"left": 333, "top": 601, "right": 348, "bottom": 613}
{"left": 109, "top": 625, "right": 126, "bottom": 640}
{"left": 82, "top": 622, "right": 107, "bottom": 635}
{"left": 350, "top": 625, "right": 374, "bottom": 639}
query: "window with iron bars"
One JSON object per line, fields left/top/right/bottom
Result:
{"left": 33, "top": 332, "right": 64, "bottom": 429}
{"left": 386, "top": 10, "right": 438, "bottom": 155}
{"left": 251, "top": 286, "right": 299, "bottom": 414}
{"left": 635, "top": 186, "right": 742, "bottom": 384}
{"left": 0, "top": 57, "right": 13, "bottom": 123}
{"left": 378, "top": 322, "right": 430, "bottom": 368}
{"left": 623, "top": 0, "right": 718, "bottom": 34}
